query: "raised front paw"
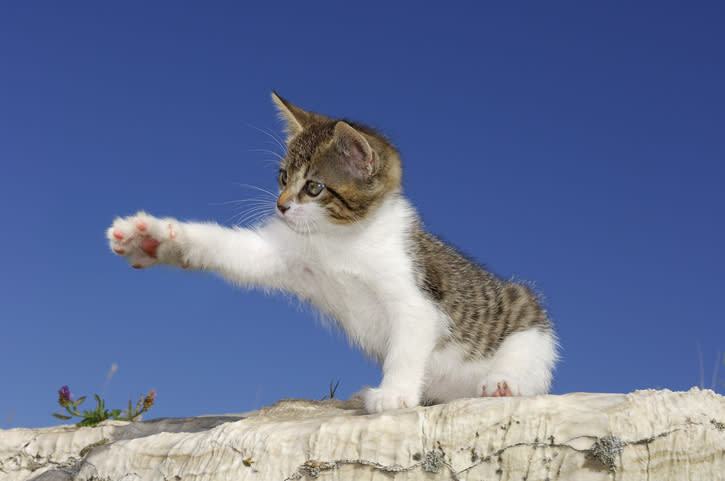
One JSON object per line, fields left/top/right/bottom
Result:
{"left": 363, "top": 387, "right": 419, "bottom": 413}
{"left": 107, "top": 212, "right": 186, "bottom": 269}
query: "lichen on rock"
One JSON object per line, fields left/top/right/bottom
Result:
{"left": 589, "top": 434, "right": 626, "bottom": 471}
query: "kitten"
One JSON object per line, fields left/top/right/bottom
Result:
{"left": 107, "top": 93, "right": 558, "bottom": 413}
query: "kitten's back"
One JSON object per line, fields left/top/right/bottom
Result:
{"left": 410, "top": 225, "right": 551, "bottom": 359}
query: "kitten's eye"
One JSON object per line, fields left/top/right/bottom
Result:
{"left": 278, "top": 169, "right": 287, "bottom": 186}
{"left": 304, "top": 181, "right": 325, "bottom": 197}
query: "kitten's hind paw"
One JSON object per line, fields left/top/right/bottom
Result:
{"left": 107, "top": 212, "right": 186, "bottom": 269}
{"left": 362, "top": 387, "right": 418, "bottom": 413}
{"left": 481, "top": 377, "right": 521, "bottom": 397}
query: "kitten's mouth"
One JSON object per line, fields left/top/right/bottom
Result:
{"left": 278, "top": 213, "right": 314, "bottom": 234}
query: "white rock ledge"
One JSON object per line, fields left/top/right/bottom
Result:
{"left": 1, "top": 389, "right": 724, "bottom": 481}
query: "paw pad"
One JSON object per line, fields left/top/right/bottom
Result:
{"left": 141, "top": 237, "right": 160, "bottom": 258}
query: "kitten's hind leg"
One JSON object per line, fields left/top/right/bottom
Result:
{"left": 479, "top": 328, "right": 558, "bottom": 398}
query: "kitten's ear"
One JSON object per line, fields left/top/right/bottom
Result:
{"left": 271, "top": 92, "right": 326, "bottom": 141}
{"left": 333, "top": 121, "right": 376, "bottom": 179}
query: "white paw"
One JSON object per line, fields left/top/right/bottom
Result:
{"left": 481, "top": 374, "right": 522, "bottom": 397}
{"left": 107, "top": 212, "right": 186, "bottom": 269}
{"left": 363, "top": 387, "right": 419, "bottom": 413}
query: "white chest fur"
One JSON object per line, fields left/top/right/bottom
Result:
{"left": 268, "top": 196, "right": 437, "bottom": 362}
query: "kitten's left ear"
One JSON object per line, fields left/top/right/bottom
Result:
{"left": 271, "top": 92, "right": 327, "bottom": 141}
{"left": 333, "top": 121, "right": 376, "bottom": 179}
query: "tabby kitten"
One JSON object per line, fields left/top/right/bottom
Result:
{"left": 107, "top": 93, "right": 558, "bottom": 413}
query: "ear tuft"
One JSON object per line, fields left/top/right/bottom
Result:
{"left": 333, "top": 122, "right": 376, "bottom": 178}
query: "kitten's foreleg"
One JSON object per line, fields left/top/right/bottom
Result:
{"left": 108, "top": 212, "right": 286, "bottom": 287}
{"left": 363, "top": 298, "right": 440, "bottom": 413}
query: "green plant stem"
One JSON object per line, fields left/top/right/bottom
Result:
{"left": 65, "top": 405, "right": 83, "bottom": 418}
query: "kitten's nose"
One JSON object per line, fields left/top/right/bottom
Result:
{"left": 277, "top": 202, "right": 290, "bottom": 214}
{"left": 277, "top": 191, "right": 293, "bottom": 215}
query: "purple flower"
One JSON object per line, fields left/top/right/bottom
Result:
{"left": 58, "top": 385, "right": 73, "bottom": 408}
{"left": 143, "top": 390, "right": 156, "bottom": 409}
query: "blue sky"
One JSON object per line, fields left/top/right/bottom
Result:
{"left": 1, "top": 2, "right": 723, "bottom": 428}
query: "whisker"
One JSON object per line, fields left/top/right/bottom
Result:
{"left": 213, "top": 190, "right": 277, "bottom": 226}
{"left": 231, "top": 208, "right": 274, "bottom": 222}
{"left": 230, "top": 201, "right": 275, "bottom": 214}
{"left": 235, "top": 183, "right": 279, "bottom": 198}
{"left": 211, "top": 198, "right": 274, "bottom": 206}
{"left": 247, "top": 148, "right": 284, "bottom": 161}
{"left": 230, "top": 206, "right": 275, "bottom": 227}
{"left": 259, "top": 158, "right": 283, "bottom": 166}
{"left": 245, "top": 123, "right": 287, "bottom": 153}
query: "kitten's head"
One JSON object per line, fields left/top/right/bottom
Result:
{"left": 271, "top": 92, "right": 402, "bottom": 232}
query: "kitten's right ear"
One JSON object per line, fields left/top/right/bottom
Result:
{"left": 333, "top": 121, "right": 377, "bottom": 179}
{"left": 271, "top": 92, "right": 326, "bottom": 141}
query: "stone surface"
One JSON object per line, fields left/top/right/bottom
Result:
{"left": 1, "top": 388, "right": 724, "bottom": 480}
